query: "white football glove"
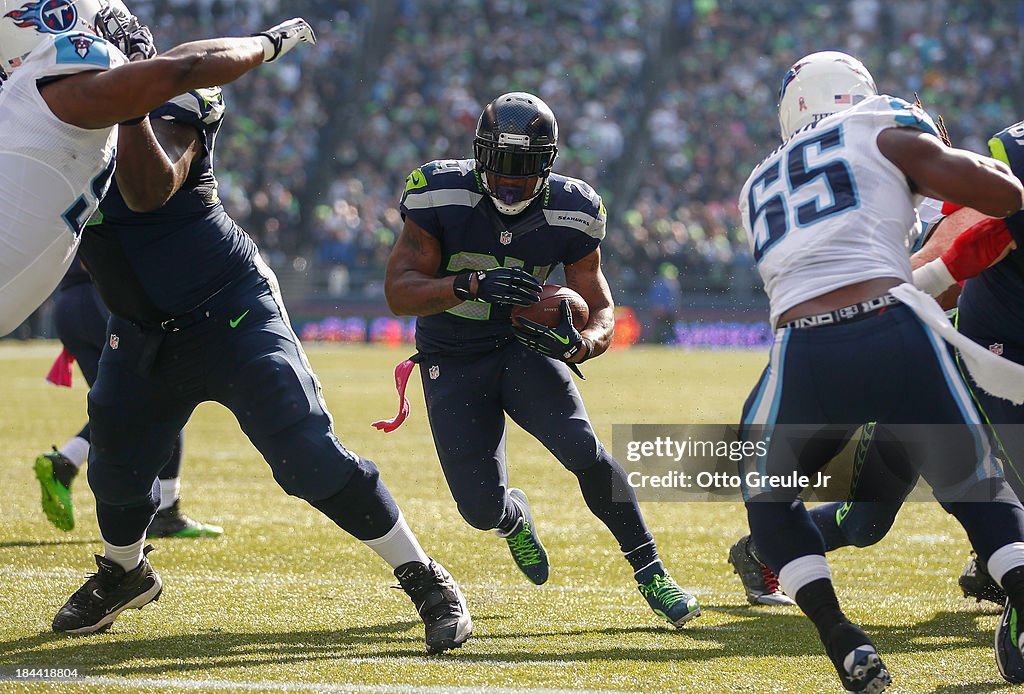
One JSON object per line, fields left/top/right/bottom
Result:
{"left": 255, "top": 18, "right": 316, "bottom": 63}
{"left": 95, "top": 6, "right": 156, "bottom": 62}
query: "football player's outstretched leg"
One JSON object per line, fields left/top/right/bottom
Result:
{"left": 382, "top": 92, "right": 698, "bottom": 627}
{"left": 32, "top": 9, "right": 471, "bottom": 650}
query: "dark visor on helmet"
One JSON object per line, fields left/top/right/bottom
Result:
{"left": 474, "top": 142, "right": 554, "bottom": 178}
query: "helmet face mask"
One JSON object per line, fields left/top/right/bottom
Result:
{"left": 474, "top": 92, "right": 558, "bottom": 215}
{"left": 777, "top": 51, "right": 877, "bottom": 141}
{"left": 0, "top": 0, "right": 131, "bottom": 80}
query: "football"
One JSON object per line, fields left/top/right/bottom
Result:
{"left": 511, "top": 284, "right": 589, "bottom": 329}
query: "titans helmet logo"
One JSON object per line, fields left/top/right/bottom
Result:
{"left": 5, "top": 0, "right": 78, "bottom": 34}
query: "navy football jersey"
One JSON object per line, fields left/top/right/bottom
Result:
{"left": 58, "top": 252, "right": 92, "bottom": 291}
{"left": 958, "top": 121, "right": 1024, "bottom": 351}
{"left": 82, "top": 88, "right": 258, "bottom": 321}
{"left": 400, "top": 158, "right": 606, "bottom": 355}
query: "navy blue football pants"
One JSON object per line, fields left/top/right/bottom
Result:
{"left": 419, "top": 341, "right": 653, "bottom": 554}
{"left": 87, "top": 265, "right": 398, "bottom": 545}
{"left": 741, "top": 305, "right": 1024, "bottom": 573}
{"left": 53, "top": 281, "right": 183, "bottom": 479}
{"left": 808, "top": 340, "right": 1024, "bottom": 553}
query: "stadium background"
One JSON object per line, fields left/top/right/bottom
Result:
{"left": 7, "top": 0, "right": 1024, "bottom": 346}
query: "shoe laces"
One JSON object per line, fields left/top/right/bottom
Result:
{"left": 394, "top": 564, "right": 459, "bottom": 623}
{"left": 760, "top": 563, "right": 782, "bottom": 594}
{"left": 506, "top": 521, "right": 542, "bottom": 566}
{"left": 639, "top": 574, "right": 688, "bottom": 609}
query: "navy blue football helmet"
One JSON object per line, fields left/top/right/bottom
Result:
{"left": 474, "top": 92, "right": 558, "bottom": 215}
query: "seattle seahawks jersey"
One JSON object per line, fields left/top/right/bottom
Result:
{"left": 400, "top": 158, "right": 606, "bottom": 355}
{"left": 739, "top": 95, "right": 937, "bottom": 327}
{"left": 0, "top": 32, "right": 125, "bottom": 335}
{"left": 82, "top": 87, "right": 257, "bottom": 322}
{"left": 958, "top": 120, "right": 1024, "bottom": 352}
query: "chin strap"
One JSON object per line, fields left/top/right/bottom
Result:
{"left": 46, "top": 347, "right": 75, "bottom": 387}
{"left": 371, "top": 353, "right": 423, "bottom": 433}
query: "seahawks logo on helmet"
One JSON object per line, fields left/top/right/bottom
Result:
{"left": 5, "top": 0, "right": 78, "bottom": 34}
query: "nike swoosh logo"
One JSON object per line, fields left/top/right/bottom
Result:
{"left": 229, "top": 310, "right": 250, "bottom": 328}
{"left": 553, "top": 333, "right": 571, "bottom": 345}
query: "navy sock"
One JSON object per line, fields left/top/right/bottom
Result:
{"left": 494, "top": 494, "right": 523, "bottom": 535}
{"left": 627, "top": 540, "right": 664, "bottom": 584}
{"left": 795, "top": 578, "right": 848, "bottom": 642}
{"left": 1002, "top": 566, "right": 1024, "bottom": 616}
{"left": 574, "top": 451, "right": 653, "bottom": 552}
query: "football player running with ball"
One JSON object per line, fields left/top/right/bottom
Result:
{"left": 383, "top": 92, "right": 700, "bottom": 627}
{"left": 738, "top": 51, "right": 1024, "bottom": 691}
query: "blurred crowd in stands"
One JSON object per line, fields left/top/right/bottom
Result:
{"left": 14, "top": 0, "right": 1024, "bottom": 339}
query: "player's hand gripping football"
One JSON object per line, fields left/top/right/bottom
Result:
{"left": 514, "top": 299, "right": 586, "bottom": 362}
{"left": 255, "top": 18, "right": 317, "bottom": 63}
{"left": 471, "top": 267, "right": 542, "bottom": 306}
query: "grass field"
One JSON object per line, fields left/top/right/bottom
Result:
{"left": 0, "top": 343, "right": 1013, "bottom": 693}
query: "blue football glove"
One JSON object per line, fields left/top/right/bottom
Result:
{"left": 472, "top": 267, "right": 542, "bottom": 306}
{"left": 514, "top": 299, "right": 589, "bottom": 375}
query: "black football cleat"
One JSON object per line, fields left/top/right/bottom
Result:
{"left": 728, "top": 535, "right": 795, "bottom": 606}
{"left": 394, "top": 559, "right": 472, "bottom": 654}
{"left": 824, "top": 621, "right": 891, "bottom": 693}
{"left": 960, "top": 553, "right": 1006, "bottom": 606}
{"left": 146, "top": 500, "right": 223, "bottom": 539}
{"left": 53, "top": 545, "right": 162, "bottom": 634}
{"left": 996, "top": 598, "right": 1024, "bottom": 683}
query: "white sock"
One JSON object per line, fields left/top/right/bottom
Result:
{"left": 362, "top": 513, "right": 430, "bottom": 569}
{"left": 103, "top": 537, "right": 146, "bottom": 572}
{"left": 988, "top": 542, "right": 1024, "bottom": 585}
{"left": 158, "top": 477, "right": 181, "bottom": 511}
{"left": 777, "top": 554, "right": 833, "bottom": 597}
{"left": 59, "top": 436, "right": 89, "bottom": 468}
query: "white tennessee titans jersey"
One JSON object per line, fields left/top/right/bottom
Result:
{"left": 739, "top": 94, "right": 939, "bottom": 327}
{"left": 0, "top": 32, "right": 126, "bottom": 336}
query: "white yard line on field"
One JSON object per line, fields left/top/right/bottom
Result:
{"left": 8, "top": 675, "right": 637, "bottom": 694}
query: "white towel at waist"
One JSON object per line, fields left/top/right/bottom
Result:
{"left": 889, "top": 282, "right": 1024, "bottom": 405}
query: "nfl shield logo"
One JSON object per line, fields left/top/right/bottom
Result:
{"left": 990, "top": 342, "right": 1004, "bottom": 356}
{"left": 429, "top": 364, "right": 440, "bottom": 380}
{"left": 499, "top": 230, "right": 513, "bottom": 245}
{"left": 109, "top": 334, "right": 120, "bottom": 350}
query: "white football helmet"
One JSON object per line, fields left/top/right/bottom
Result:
{"left": 0, "top": 0, "right": 132, "bottom": 79}
{"left": 777, "top": 50, "right": 877, "bottom": 141}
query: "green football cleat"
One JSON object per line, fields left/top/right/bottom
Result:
{"left": 146, "top": 501, "right": 224, "bottom": 539}
{"left": 496, "top": 488, "right": 549, "bottom": 585}
{"left": 34, "top": 448, "right": 78, "bottom": 532}
{"left": 638, "top": 572, "right": 701, "bottom": 627}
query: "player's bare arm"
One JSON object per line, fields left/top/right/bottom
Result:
{"left": 384, "top": 218, "right": 463, "bottom": 317}
{"left": 878, "top": 127, "right": 1024, "bottom": 217}
{"left": 41, "top": 39, "right": 262, "bottom": 129}
{"left": 564, "top": 247, "right": 614, "bottom": 361}
{"left": 115, "top": 117, "right": 201, "bottom": 212}
{"left": 42, "top": 18, "right": 315, "bottom": 130}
